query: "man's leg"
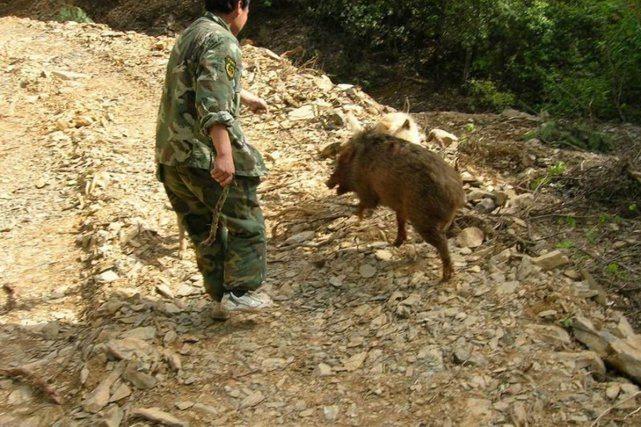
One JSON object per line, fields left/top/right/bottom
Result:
{"left": 221, "top": 177, "right": 266, "bottom": 292}
{"left": 160, "top": 165, "right": 227, "bottom": 302}
{"left": 177, "top": 168, "right": 270, "bottom": 311}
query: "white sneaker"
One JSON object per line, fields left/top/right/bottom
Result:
{"left": 210, "top": 301, "right": 229, "bottom": 321}
{"left": 222, "top": 291, "right": 273, "bottom": 312}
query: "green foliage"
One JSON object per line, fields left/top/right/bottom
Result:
{"left": 290, "top": 0, "right": 641, "bottom": 123}
{"left": 526, "top": 121, "right": 612, "bottom": 152}
{"left": 531, "top": 161, "right": 567, "bottom": 190}
{"left": 58, "top": 6, "right": 93, "bottom": 23}
{"left": 467, "top": 79, "right": 516, "bottom": 112}
{"left": 565, "top": 216, "right": 578, "bottom": 228}
{"left": 556, "top": 240, "right": 575, "bottom": 249}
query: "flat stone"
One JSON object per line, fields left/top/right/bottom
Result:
{"left": 537, "top": 310, "right": 557, "bottom": 319}
{"left": 41, "top": 321, "right": 60, "bottom": 340}
{"left": 83, "top": 365, "right": 123, "bottom": 413}
{"left": 121, "top": 326, "right": 156, "bottom": 341}
{"left": 130, "top": 407, "right": 189, "bottom": 427}
{"left": 109, "top": 382, "right": 131, "bottom": 403}
{"left": 572, "top": 315, "right": 613, "bottom": 357}
{"left": 324, "top": 405, "right": 339, "bottom": 421}
{"left": 496, "top": 281, "right": 519, "bottom": 295}
{"left": 7, "top": 385, "right": 33, "bottom": 405}
{"left": 106, "top": 337, "right": 153, "bottom": 361}
{"left": 192, "top": 403, "right": 219, "bottom": 416}
{"left": 165, "top": 351, "right": 182, "bottom": 372}
{"left": 261, "top": 358, "right": 287, "bottom": 372}
{"left": 375, "top": 249, "right": 394, "bottom": 262}
{"left": 359, "top": 264, "right": 377, "bottom": 279}
{"left": 240, "top": 391, "right": 265, "bottom": 408}
{"left": 527, "top": 324, "right": 571, "bottom": 348}
{"left": 609, "top": 340, "right": 641, "bottom": 384}
{"left": 175, "top": 401, "right": 194, "bottom": 411}
{"left": 156, "top": 284, "right": 174, "bottom": 299}
{"left": 288, "top": 105, "right": 316, "bottom": 121}
{"left": 563, "top": 269, "right": 582, "bottom": 280}
{"left": 317, "top": 363, "right": 333, "bottom": 376}
{"left": 531, "top": 251, "right": 570, "bottom": 271}
{"left": 517, "top": 257, "right": 539, "bottom": 281}
{"left": 285, "top": 231, "right": 315, "bottom": 245}
{"left": 176, "top": 284, "right": 197, "bottom": 297}
{"left": 557, "top": 351, "right": 606, "bottom": 378}
{"left": 98, "top": 404, "right": 123, "bottom": 427}
{"left": 343, "top": 352, "right": 368, "bottom": 372}
{"left": 477, "top": 198, "right": 497, "bottom": 212}
{"left": 124, "top": 364, "right": 157, "bottom": 390}
{"left": 95, "top": 270, "right": 119, "bottom": 283}
{"left": 457, "top": 227, "right": 484, "bottom": 248}
{"left": 606, "top": 384, "right": 621, "bottom": 400}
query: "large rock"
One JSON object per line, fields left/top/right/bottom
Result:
{"left": 83, "top": 364, "right": 124, "bottom": 413}
{"left": 573, "top": 314, "right": 641, "bottom": 384}
{"left": 531, "top": 251, "right": 570, "bottom": 271}
{"left": 106, "top": 337, "right": 154, "bottom": 361}
{"left": 572, "top": 315, "right": 613, "bottom": 357}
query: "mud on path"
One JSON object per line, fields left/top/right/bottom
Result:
{"left": 1, "top": 17, "right": 641, "bottom": 426}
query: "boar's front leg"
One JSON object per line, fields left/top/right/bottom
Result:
{"left": 394, "top": 213, "right": 407, "bottom": 247}
{"left": 355, "top": 191, "right": 379, "bottom": 220}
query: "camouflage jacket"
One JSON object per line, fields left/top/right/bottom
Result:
{"left": 155, "top": 13, "right": 267, "bottom": 178}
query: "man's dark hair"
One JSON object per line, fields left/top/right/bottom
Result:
{"left": 205, "top": 0, "right": 250, "bottom": 14}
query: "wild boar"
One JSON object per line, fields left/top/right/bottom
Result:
{"left": 327, "top": 129, "right": 465, "bottom": 281}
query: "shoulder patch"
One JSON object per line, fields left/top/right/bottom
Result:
{"left": 224, "top": 56, "right": 237, "bottom": 80}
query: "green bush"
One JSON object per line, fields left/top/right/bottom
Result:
{"left": 467, "top": 79, "right": 516, "bottom": 112}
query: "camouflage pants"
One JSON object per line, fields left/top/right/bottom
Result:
{"left": 158, "top": 164, "right": 266, "bottom": 301}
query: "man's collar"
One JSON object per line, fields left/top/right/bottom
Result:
{"left": 204, "top": 11, "right": 232, "bottom": 33}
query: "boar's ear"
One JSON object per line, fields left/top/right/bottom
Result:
{"left": 401, "top": 119, "right": 412, "bottom": 130}
{"left": 338, "top": 144, "right": 356, "bottom": 164}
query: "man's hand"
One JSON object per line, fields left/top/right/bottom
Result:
{"left": 241, "top": 89, "right": 269, "bottom": 114}
{"left": 211, "top": 153, "right": 235, "bottom": 187}
{"left": 209, "top": 124, "right": 235, "bottom": 187}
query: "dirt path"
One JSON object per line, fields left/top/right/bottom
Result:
{"left": 1, "top": 17, "right": 640, "bottom": 427}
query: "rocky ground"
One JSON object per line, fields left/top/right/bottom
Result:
{"left": 1, "top": 16, "right": 641, "bottom": 427}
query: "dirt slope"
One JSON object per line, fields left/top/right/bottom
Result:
{"left": 1, "top": 17, "right": 641, "bottom": 426}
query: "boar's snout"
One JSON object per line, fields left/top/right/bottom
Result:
{"left": 326, "top": 175, "right": 337, "bottom": 189}
{"left": 327, "top": 173, "right": 350, "bottom": 195}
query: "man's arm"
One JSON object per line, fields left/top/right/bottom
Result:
{"left": 209, "top": 124, "right": 235, "bottom": 187}
{"left": 241, "top": 89, "right": 268, "bottom": 114}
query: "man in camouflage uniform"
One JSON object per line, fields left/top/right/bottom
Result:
{"left": 156, "top": 0, "right": 272, "bottom": 318}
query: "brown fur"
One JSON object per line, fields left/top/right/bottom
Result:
{"left": 327, "top": 130, "right": 465, "bottom": 281}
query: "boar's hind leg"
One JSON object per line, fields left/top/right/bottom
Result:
{"left": 394, "top": 213, "right": 407, "bottom": 247}
{"left": 416, "top": 226, "right": 453, "bottom": 282}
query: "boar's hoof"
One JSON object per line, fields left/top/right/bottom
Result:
{"left": 393, "top": 236, "right": 406, "bottom": 247}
